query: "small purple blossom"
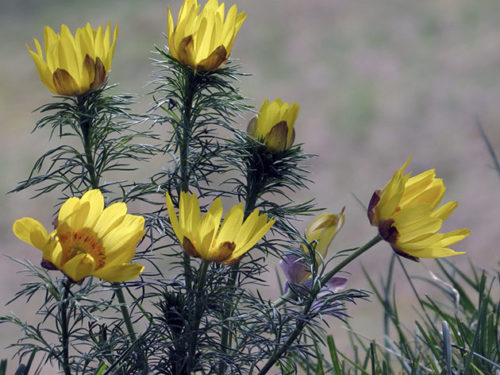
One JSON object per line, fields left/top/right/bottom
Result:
{"left": 279, "top": 254, "right": 348, "bottom": 296}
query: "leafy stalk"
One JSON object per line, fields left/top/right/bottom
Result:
{"left": 257, "top": 298, "right": 315, "bottom": 375}
{"left": 113, "top": 285, "right": 138, "bottom": 342}
{"left": 179, "top": 69, "right": 196, "bottom": 293}
{"left": 60, "top": 279, "right": 72, "bottom": 375}
{"left": 187, "top": 260, "right": 210, "bottom": 373}
{"left": 77, "top": 95, "right": 100, "bottom": 189}
{"left": 218, "top": 172, "right": 262, "bottom": 374}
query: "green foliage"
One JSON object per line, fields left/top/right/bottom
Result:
{"left": 295, "top": 257, "right": 499, "bottom": 374}
{"left": 476, "top": 117, "right": 500, "bottom": 177}
{"left": 11, "top": 86, "right": 155, "bottom": 197}
{"left": 0, "top": 259, "right": 148, "bottom": 374}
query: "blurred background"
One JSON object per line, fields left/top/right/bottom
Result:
{"left": 1, "top": 0, "right": 499, "bottom": 371}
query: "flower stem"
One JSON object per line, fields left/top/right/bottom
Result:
{"left": 218, "top": 174, "right": 261, "bottom": 374}
{"left": 256, "top": 299, "right": 314, "bottom": 375}
{"left": 179, "top": 70, "right": 195, "bottom": 193}
{"left": 77, "top": 96, "right": 99, "bottom": 190}
{"left": 76, "top": 94, "right": 146, "bottom": 370}
{"left": 60, "top": 278, "right": 72, "bottom": 375}
{"left": 179, "top": 69, "right": 196, "bottom": 293}
{"left": 113, "top": 284, "right": 150, "bottom": 372}
{"left": 113, "top": 284, "right": 138, "bottom": 342}
{"left": 272, "top": 234, "right": 382, "bottom": 309}
{"left": 256, "top": 234, "right": 382, "bottom": 374}
{"left": 187, "top": 259, "right": 210, "bottom": 373}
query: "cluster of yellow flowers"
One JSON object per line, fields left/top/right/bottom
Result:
{"left": 17, "top": 0, "right": 470, "bottom": 284}
{"left": 13, "top": 189, "right": 275, "bottom": 282}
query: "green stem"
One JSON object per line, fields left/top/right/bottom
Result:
{"left": 174, "top": 69, "right": 198, "bottom": 374}
{"left": 60, "top": 279, "right": 72, "bottom": 375}
{"left": 218, "top": 176, "right": 261, "bottom": 374}
{"left": 257, "top": 299, "right": 314, "bottom": 375}
{"left": 256, "top": 234, "right": 383, "bottom": 374}
{"left": 179, "top": 70, "right": 195, "bottom": 192}
{"left": 113, "top": 284, "right": 138, "bottom": 342}
{"left": 272, "top": 234, "right": 382, "bottom": 309}
{"left": 77, "top": 96, "right": 99, "bottom": 190}
{"left": 187, "top": 260, "right": 210, "bottom": 373}
{"left": 179, "top": 70, "right": 196, "bottom": 293}
{"left": 114, "top": 284, "right": 149, "bottom": 373}
{"left": 243, "top": 173, "right": 260, "bottom": 218}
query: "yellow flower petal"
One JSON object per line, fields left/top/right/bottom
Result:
{"left": 432, "top": 201, "right": 458, "bottom": 221}
{"left": 43, "top": 240, "right": 62, "bottom": 268}
{"left": 229, "top": 217, "right": 275, "bottom": 261}
{"left": 102, "top": 215, "right": 145, "bottom": 253}
{"left": 217, "top": 203, "right": 244, "bottom": 243}
{"left": 80, "top": 189, "right": 104, "bottom": 228}
{"left": 12, "top": 217, "right": 50, "bottom": 250}
{"left": 61, "top": 253, "right": 95, "bottom": 282}
{"left": 406, "top": 247, "right": 465, "bottom": 258}
{"left": 94, "top": 263, "right": 144, "bottom": 283}
{"left": 94, "top": 202, "right": 127, "bottom": 238}
{"left": 199, "top": 198, "right": 223, "bottom": 254}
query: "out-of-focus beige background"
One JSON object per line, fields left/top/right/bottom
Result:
{"left": 1, "top": 0, "right": 499, "bottom": 372}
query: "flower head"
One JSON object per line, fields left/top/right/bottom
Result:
{"left": 27, "top": 22, "right": 118, "bottom": 96}
{"left": 247, "top": 98, "right": 300, "bottom": 152}
{"left": 167, "top": 0, "right": 246, "bottom": 71}
{"left": 367, "top": 158, "right": 470, "bottom": 260}
{"left": 305, "top": 210, "right": 345, "bottom": 261}
{"left": 166, "top": 192, "right": 274, "bottom": 264}
{"left": 280, "top": 209, "right": 346, "bottom": 288}
{"left": 13, "top": 190, "right": 145, "bottom": 282}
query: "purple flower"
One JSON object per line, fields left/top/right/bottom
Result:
{"left": 280, "top": 254, "right": 348, "bottom": 295}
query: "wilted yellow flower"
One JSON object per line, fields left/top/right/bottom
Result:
{"left": 166, "top": 191, "right": 275, "bottom": 264}
{"left": 367, "top": 158, "right": 470, "bottom": 260}
{"left": 247, "top": 98, "right": 300, "bottom": 152}
{"left": 167, "top": 0, "right": 246, "bottom": 71}
{"left": 13, "top": 190, "right": 145, "bottom": 282}
{"left": 27, "top": 22, "right": 118, "bottom": 96}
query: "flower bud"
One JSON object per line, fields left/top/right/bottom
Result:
{"left": 305, "top": 209, "right": 345, "bottom": 260}
{"left": 248, "top": 98, "right": 299, "bottom": 152}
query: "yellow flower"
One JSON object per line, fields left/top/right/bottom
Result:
{"left": 367, "top": 158, "right": 470, "bottom": 260}
{"left": 166, "top": 191, "right": 275, "bottom": 264}
{"left": 281, "top": 209, "right": 347, "bottom": 289}
{"left": 13, "top": 190, "right": 145, "bottom": 282}
{"left": 27, "top": 22, "right": 118, "bottom": 96}
{"left": 304, "top": 209, "right": 345, "bottom": 261}
{"left": 247, "top": 98, "right": 300, "bottom": 152}
{"left": 167, "top": 0, "right": 246, "bottom": 71}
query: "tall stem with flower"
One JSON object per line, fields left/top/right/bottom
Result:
{"left": 218, "top": 98, "right": 300, "bottom": 372}
{"left": 12, "top": 21, "right": 150, "bottom": 373}
{"left": 161, "top": 1, "right": 249, "bottom": 371}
